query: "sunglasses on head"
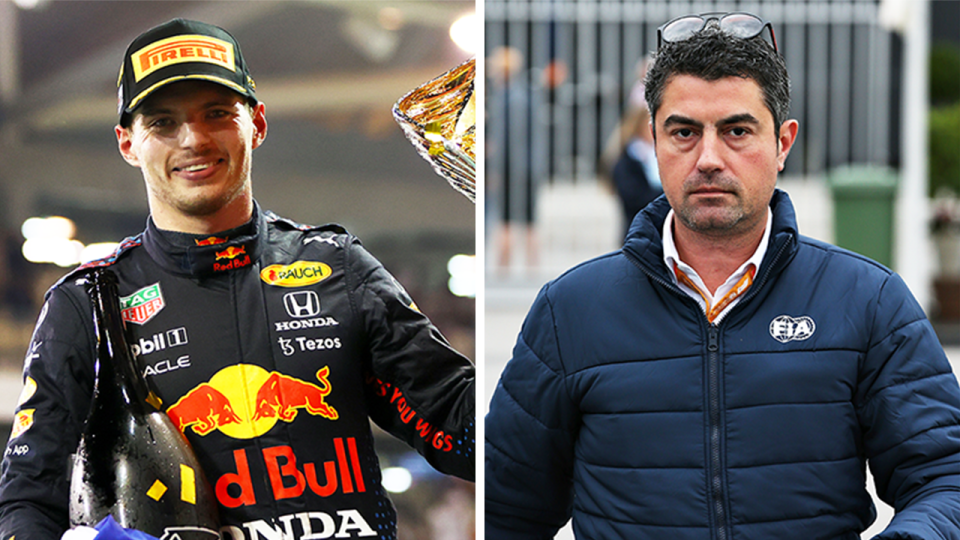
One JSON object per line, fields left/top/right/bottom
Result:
{"left": 657, "top": 12, "right": 778, "bottom": 53}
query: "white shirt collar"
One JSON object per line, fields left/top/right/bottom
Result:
{"left": 662, "top": 208, "right": 773, "bottom": 323}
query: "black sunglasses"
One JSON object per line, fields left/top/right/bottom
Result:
{"left": 657, "top": 12, "right": 778, "bottom": 54}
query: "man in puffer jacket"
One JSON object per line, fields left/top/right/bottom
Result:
{"left": 485, "top": 11, "right": 960, "bottom": 540}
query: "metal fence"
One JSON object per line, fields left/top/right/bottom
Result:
{"left": 485, "top": 0, "right": 899, "bottom": 205}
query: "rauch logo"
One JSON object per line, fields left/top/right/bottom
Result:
{"left": 260, "top": 261, "right": 332, "bottom": 288}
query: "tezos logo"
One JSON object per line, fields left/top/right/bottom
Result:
{"left": 769, "top": 315, "right": 816, "bottom": 343}
{"left": 120, "top": 282, "right": 165, "bottom": 325}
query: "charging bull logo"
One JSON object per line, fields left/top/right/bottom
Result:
{"left": 195, "top": 236, "right": 227, "bottom": 246}
{"left": 215, "top": 246, "right": 246, "bottom": 260}
{"left": 167, "top": 384, "right": 242, "bottom": 436}
{"left": 167, "top": 365, "right": 338, "bottom": 439}
{"left": 254, "top": 367, "right": 338, "bottom": 422}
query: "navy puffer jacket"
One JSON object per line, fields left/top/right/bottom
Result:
{"left": 486, "top": 190, "right": 960, "bottom": 539}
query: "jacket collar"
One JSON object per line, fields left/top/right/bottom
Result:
{"left": 622, "top": 189, "right": 799, "bottom": 287}
{"left": 142, "top": 201, "right": 265, "bottom": 276}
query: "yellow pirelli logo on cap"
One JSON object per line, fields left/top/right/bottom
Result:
{"left": 131, "top": 34, "right": 235, "bottom": 82}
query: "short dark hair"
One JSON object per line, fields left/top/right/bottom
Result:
{"left": 644, "top": 27, "right": 791, "bottom": 134}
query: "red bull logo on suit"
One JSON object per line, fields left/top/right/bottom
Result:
{"left": 215, "top": 438, "right": 366, "bottom": 508}
{"left": 167, "top": 368, "right": 377, "bottom": 536}
{"left": 167, "top": 365, "right": 338, "bottom": 439}
{"left": 213, "top": 245, "right": 252, "bottom": 272}
{"left": 253, "top": 367, "right": 338, "bottom": 422}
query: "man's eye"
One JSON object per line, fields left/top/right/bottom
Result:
{"left": 675, "top": 128, "right": 694, "bottom": 138}
{"left": 729, "top": 127, "right": 749, "bottom": 137}
{"left": 150, "top": 118, "right": 173, "bottom": 128}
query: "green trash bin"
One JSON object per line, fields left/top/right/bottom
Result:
{"left": 828, "top": 165, "right": 898, "bottom": 268}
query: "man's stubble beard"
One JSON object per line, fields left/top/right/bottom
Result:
{"left": 162, "top": 152, "right": 253, "bottom": 219}
{"left": 672, "top": 173, "right": 752, "bottom": 237}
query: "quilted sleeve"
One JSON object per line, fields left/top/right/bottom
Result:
{"left": 485, "top": 284, "right": 579, "bottom": 539}
{"left": 857, "top": 273, "right": 960, "bottom": 540}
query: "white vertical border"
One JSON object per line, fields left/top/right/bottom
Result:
{"left": 473, "top": 0, "right": 486, "bottom": 538}
{"left": 894, "top": 0, "right": 932, "bottom": 310}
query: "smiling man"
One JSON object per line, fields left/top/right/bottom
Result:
{"left": 117, "top": 80, "right": 266, "bottom": 234}
{"left": 485, "top": 12, "right": 960, "bottom": 540}
{"left": 0, "top": 19, "right": 475, "bottom": 540}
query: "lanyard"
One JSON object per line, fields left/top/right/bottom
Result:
{"left": 673, "top": 263, "right": 756, "bottom": 323}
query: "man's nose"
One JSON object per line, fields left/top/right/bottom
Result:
{"left": 178, "top": 121, "right": 212, "bottom": 149}
{"left": 696, "top": 131, "right": 724, "bottom": 174}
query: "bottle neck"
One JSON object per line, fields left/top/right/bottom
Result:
{"left": 89, "top": 271, "right": 152, "bottom": 411}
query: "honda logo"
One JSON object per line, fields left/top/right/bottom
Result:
{"left": 283, "top": 291, "right": 321, "bottom": 318}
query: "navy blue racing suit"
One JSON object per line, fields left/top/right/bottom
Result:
{"left": 0, "top": 203, "right": 475, "bottom": 540}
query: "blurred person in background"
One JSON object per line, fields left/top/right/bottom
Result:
{"left": 600, "top": 55, "right": 663, "bottom": 241}
{"left": 487, "top": 46, "right": 539, "bottom": 273}
{"left": 0, "top": 18, "right": 474, "bottom": 540}
{"left": 486, "top": 11, "right": 960, "bottom": 540}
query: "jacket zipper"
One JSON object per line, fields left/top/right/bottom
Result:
{"left": 623, "top": 254, "right": 729, "bottom": 538}
{"left": 708, "top": 325, "right": 726, "bottom": 540}
{"left": 623, "top": 236, "right": 792, "bottom": 540}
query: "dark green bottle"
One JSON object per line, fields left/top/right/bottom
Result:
{"left": 69, "top": 269, "right": 220, "bottom": 540}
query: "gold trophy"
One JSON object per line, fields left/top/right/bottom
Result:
{"left": 393, "top": 58, "right": 476, "bottom": 203}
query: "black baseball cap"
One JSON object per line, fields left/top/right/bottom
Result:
{"left": 117, "top": 19, "right": 257, "bottom": 124}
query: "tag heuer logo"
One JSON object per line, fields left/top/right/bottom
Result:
{"left": 120, "top": 282, "right": 165, "bottom": 325}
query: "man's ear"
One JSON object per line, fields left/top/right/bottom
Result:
{"left": 251, "top": 103, "right": 268, "bottom": 150}
{"left": 776, "top": 119, "right": 799, "bottom": 171}
{"left": 116, "top": 125, "right": 140, "bottom": 167}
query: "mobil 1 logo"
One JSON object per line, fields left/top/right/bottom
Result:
{"left": 132, "top": 327, "right": 189, "bottom": 357}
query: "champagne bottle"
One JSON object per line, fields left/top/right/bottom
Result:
{"left": 69, "top": 269, "right": 220, "bottom": 540}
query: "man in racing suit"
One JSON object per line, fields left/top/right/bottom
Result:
{"left": 0, "top": 18, "right": 474, "bottom": 540}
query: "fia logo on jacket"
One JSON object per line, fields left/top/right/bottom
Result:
{"left": 769, "top": 315, "right": 816, "bottom": 343}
